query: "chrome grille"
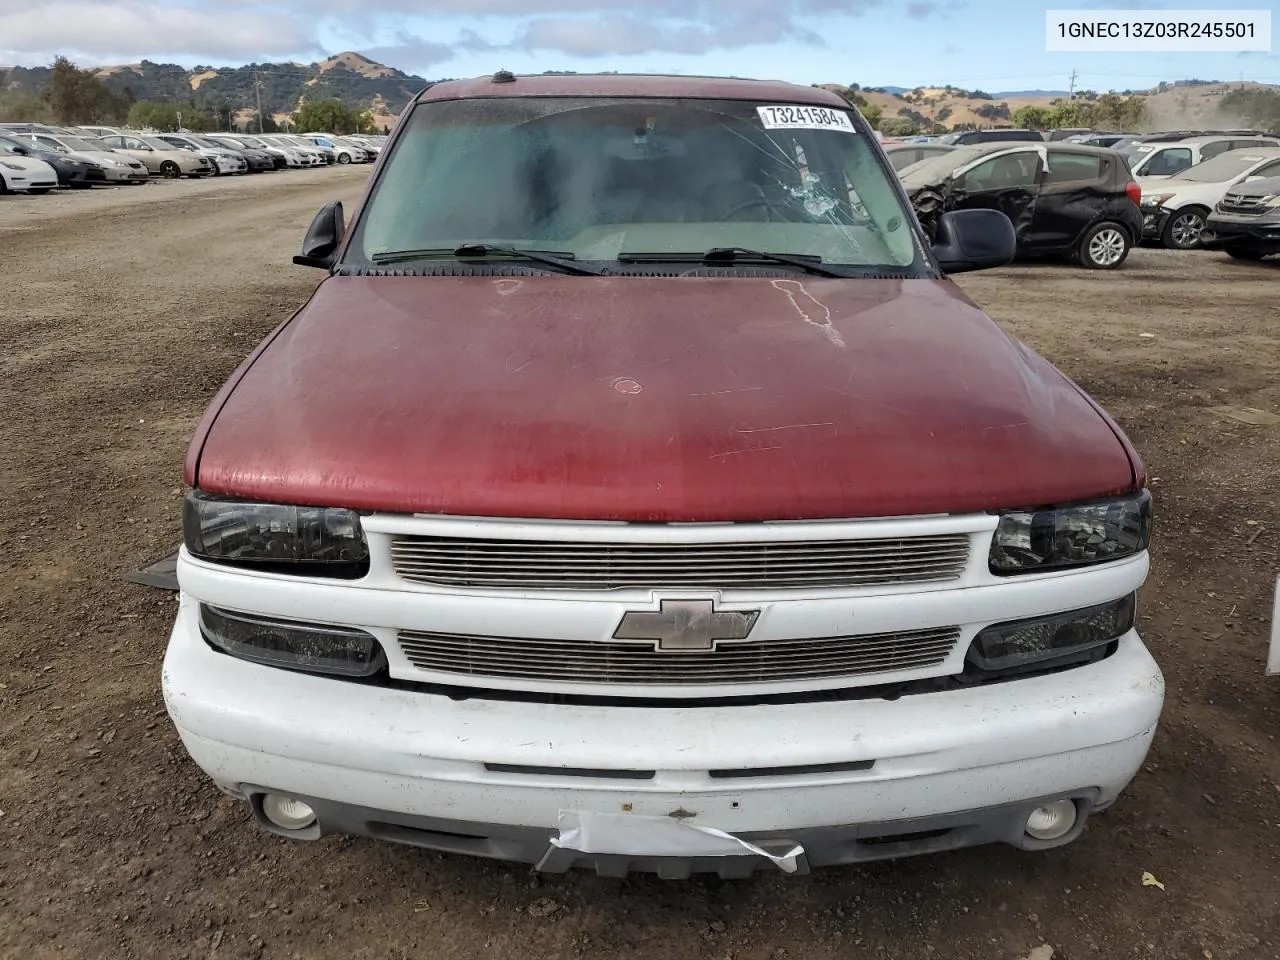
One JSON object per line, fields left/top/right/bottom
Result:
{"left": 1218, "top": 193, "right": 1271, "bottom": 216}
{"left": 388, "top": 534, "right": 971, "bottom": 590}
{"left": 398, "top": 626, "right": 961, "bottom": 685}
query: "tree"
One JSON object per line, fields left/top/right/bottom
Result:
{"left": 293, "top": 98, "right": 368, "bottom": 134}
{"left": 0, "top": 91, "right": 53, "bottom": 123}
{"left": 41, "top": 56, "right": 130, "bottom": 124}
{"left": 1013, "top": 105, "right": 1051, "bottom": 129}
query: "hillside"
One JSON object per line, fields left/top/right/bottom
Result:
{"left": 0, "top": 51, "right": 430, "bottom": 123}
{"left": 3, "top": 52, "right": 1278, "bottom": 134}
{"left": 823, "top": 79, "right": 1280, "bottom": 132}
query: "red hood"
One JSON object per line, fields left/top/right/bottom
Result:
{"left": 189, "top": 275, "right": 1139, "bottom": 521}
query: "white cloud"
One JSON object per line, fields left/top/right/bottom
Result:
{"left": 0, "top": 0, "right": 884, "bottom": 70}
{"left": 0, "top": 0, "right": 317, "bottom": 62}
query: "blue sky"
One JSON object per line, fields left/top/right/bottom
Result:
{"left": 2, "top": 0, "right": 1277, "bottom": 91}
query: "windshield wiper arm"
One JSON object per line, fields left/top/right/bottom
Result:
{"left": 617, "top": 248, "right": 850, "bottom": 278}
{"left": 703, "top": 247, "right": 852, "bottom": 277}
{"left": 371, "top": 244, "right": 606, "bottom": 276}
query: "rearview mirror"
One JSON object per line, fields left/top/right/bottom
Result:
{"left": 930, "top": 208, "right": 1017, "bottom": 274}
{"left": 293, "top": 201, "right": 345, "bottom": 270}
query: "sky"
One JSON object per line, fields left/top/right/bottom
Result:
{"left": 1, "top": 0, "right": 1277, "bottom": 91}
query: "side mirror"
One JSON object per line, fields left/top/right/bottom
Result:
{"left": 293, "top": 201, "right": 344, "bottom": 269}
{"left": 931, "top": 208, "right": 1017, "bottom": 274}
{"left": 11, "top": 145, "right": 28, "bottom": 155}
{"left": 1244, "top": 174, "right": 1264, "bottom": 182}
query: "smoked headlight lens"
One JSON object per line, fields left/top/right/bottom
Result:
{"left": 183, "top": 491, "right": 369, "bottom": 578}
{"left": 989, "top": 491, "right": 1151, "bottom": 574}
{"left": 199, "top": 605, "right": 386, "bottom": 678}
{"left": 969, "top": 594, "right": 1136, "bottom": 673}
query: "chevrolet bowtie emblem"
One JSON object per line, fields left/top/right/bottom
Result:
{"left": 614, "top": 599, "right": 760, "bottom": 652}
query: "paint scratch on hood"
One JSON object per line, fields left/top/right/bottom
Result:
{"left": 770, "top": 279, "right": 846, "bottom": 348}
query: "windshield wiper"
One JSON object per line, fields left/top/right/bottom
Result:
{"left": 371, "top": 244, "right": 606, "bottom": 276}
{"left": 617, "top": 247, "right": 852, "bottom": 278}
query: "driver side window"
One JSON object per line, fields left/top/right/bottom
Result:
{"left": 959, "top": 151, "right": 1040, "bottom": 191}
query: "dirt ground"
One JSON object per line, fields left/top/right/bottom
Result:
{"left": 1, "top": 169, "right": 1278, "bottom": 960}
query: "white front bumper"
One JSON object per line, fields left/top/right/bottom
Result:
{"left": 163, "top": 593, "right": 1164, "bottom": 835}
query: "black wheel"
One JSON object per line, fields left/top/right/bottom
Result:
{"left": 1160, "top": 206, "right": 1208, "bottom": 250}
{"left": 160, "top": 160, "right": 181, "bottom": 179}
{"left": 337, "top": 153, "right": 351, "bottom": 164}
{"left": 1077, "top": 221, "right": 1131, "bottom": 269}
{"left": 1224, "top": 245, "right": 1266, "bottom": 261}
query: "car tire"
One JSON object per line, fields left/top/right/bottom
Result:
{"left": 1224, "top": 245, "right": 1266, "bottom": 261}
{"left": 1160, "top": 206, "right": 1208, "bottom": 250}
{"left": 1077, "top": 221, "right": 1131, "bottom": 270}
{"left": 337, "top": 153, "right": 351, "bottom": 164}
{"left": 160, "top": 161, "right": 181, "bottom": 179}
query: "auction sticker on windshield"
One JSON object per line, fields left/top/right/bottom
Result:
{"left": 757, "top": 105, "right": 855, "bottom": 132}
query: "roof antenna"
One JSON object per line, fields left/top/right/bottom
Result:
{"left": 492, "top": 69, "right": 516, "bottom": 84}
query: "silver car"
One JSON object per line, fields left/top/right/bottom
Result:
{"left": 18, "top": 133, "right": 149, "bottom": 183}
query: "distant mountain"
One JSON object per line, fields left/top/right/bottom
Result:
{"left": 0, "top": 51, "right": 431, "bottom": 119}
{"left": 993, "top": 89, "right": 1071, "bottom": 98}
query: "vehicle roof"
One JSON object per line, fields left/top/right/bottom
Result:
{"left": 1164, "top": 134, "right": 1280, "bottom": 145}
{"left": 416, "top": 72, "right": 849, "bottom": 107}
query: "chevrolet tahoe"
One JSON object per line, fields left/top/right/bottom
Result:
{"left": 162, "top": 73, "right": 1164, "bottom": 877}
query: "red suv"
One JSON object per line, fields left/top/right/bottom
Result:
{"left": 163, "top": 73, "right": 1162, "bottom": 877}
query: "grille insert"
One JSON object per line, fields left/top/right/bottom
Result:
{"left": 389, "top": 535, "right": 971, "bottom": 591}
{"left": 398, "top": 626, "right": 961, "bottom": 685}
{"left": 1218, "top": 193, "right": 1271, "bottom": 216}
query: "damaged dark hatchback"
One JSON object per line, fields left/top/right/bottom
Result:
{"left": 899, "top": 142, "right": 1143, "bottom": 270}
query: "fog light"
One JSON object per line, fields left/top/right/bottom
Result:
{"left": 1025, "top": 799, "right": 1078, "bottom": 841}
{"left": 261, "top": 794, "right": 316, "bottom": 831}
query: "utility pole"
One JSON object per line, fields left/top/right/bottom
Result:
{"left": 1068, "top": 69, "right": 1079, "bottom": 99}
{"left": 254, "top": 71, "right": 264, "bottom": 134}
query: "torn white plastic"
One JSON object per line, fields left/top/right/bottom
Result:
{"left": 551, "top": 810, "right": 804, "bottom": 873}
{"left": 756, "top": 105, "right": 855, "bottom": 133}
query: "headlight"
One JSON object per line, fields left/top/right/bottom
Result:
{"left": 0, "top": 160, "right": 22, "bottom": 170}
{"left": 968, "top": 594, "right": 1135, "bottom": 673}
{"left": 199, "top": 605, "right": 386, "bottom": 678}
{"left": 989, "top": 491, "right": 1152, "bottom": 574}
{"left": 108, "top": 159, "right": 128, "bottom": 168}
{"left": 183, "top": 491, "right": 369, "bottom": 578}
{"left": 1142, "top": 193, "right": 1174, "bottom": 208}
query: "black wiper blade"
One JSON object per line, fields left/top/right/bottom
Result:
{"left": 617, "top": 248, "right": 850, "bottom": 278}
{"left": 370, "top": 244, "right": 605, "bottom": 276}
{"left": 703, "top": 247, "right": 851, "bottom": 277}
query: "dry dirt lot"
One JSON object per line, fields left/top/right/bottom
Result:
{"left": 1, "top": 169, "right": 1278, "bottom": 960}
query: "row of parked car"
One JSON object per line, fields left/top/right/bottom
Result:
{"left": 0, "top": 122, "right": 386, "bottom": 195}
{"left": 878, "top": 129, "right": 1280, "bottom": 268}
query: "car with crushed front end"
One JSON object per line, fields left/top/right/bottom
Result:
{"left": 1200, "top": 174, "right": 1280, "bottom": 261}
{"left": 164, "top": 72, "right": 1164, "bottom": 878}
{"left": 898, "top": 141, "right": 1144, "bottom": 269}
{"left": 1137, "top": 147, "right": 1280, "bottom": 249}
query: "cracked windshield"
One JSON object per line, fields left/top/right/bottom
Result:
{"left": 355, "top": 97, "right": 923, "bottom": 271}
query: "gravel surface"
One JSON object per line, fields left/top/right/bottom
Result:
{"left": 1, "top": 168, "right": 1277, "bottom": 960}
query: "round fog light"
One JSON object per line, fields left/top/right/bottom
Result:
{"left": 261, "top": 794, "right": 316, "bottom": 831}
{"left": 1025, "top": 799, "right": 1078, "bottom": 841}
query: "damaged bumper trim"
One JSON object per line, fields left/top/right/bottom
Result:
{"left": 232, "top": 785, "right": 1107, "bottom": 877}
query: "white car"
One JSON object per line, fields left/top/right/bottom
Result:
{"left": 300, "top": 133, "right": 369, "bottom": 164}
{"left": 0, "top": 140, "right": 58, "bottom": 193}
{"left": 1120, "top": 134, "right": 1280, "bottom": 180}
{"left": 1139, "top": 147, "right": 1280, "bottom": 249}
{"left": 256, "top": 135, "right": 326, "bottom": 167}
{"left": 17, "top": 132, "right": 149, "bottom": 183}
{"left": 209, "top": 134, "right": 307, "bottom": 169}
